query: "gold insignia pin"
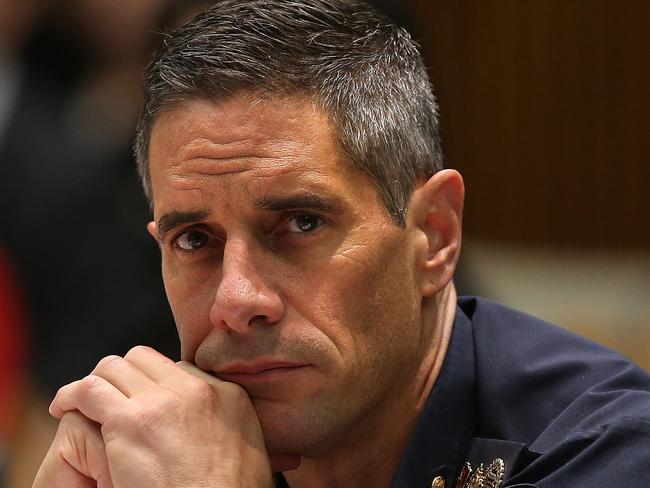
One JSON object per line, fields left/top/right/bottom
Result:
{"left": 431, "top": 475, "right": 446, "bottom": 488}
{"left": 455, "top": 458, "right": 504, "bottom": 488}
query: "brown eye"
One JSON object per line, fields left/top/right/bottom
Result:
{"left": 288, "top": 214, "right": 323, "bottom": 233}
{"left": 175, "top": 230, "right": 209, "bottom": 250}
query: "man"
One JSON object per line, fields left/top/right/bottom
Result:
{"left": 34, "top": 1, "right": 650, "bottom": 487}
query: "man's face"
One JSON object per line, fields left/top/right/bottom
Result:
{"left": 148, "top": 95, "right": 427, "bottom": 455}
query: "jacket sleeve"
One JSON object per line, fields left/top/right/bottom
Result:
{"left": 505, "top": 416, "right": 650, "bottom": 486}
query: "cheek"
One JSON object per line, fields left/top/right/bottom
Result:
{"left": 291, "top": 232, "right": 420, "bottom": 372}
{"left": 162, "top": 262, "right": 217, "bottom": 357}
{"left": 347, "top": 256, "right": 420, "bottom": 362}
{"left": 340, "top": 256, "right": 422, "bottom": 401}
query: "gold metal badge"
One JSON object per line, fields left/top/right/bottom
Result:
{"left": 431, "top": 475, "right": 446, "bottom": 488}
{"left": 455, "top": 458, "right": 504, "bottom": 488}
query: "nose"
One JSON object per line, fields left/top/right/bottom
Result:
{"left": 210, "top": 237, "right": 284, "bottom": 334}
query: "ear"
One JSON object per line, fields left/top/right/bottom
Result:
{"left": 408, "top": 169, "right": 464, "bottom": 298}
{"left": 147, "top": 221, "right": 158, "bottom": 241}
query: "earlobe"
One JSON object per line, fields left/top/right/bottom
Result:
{"left": 409, "top": 169, "right": 465, "bottom": 298}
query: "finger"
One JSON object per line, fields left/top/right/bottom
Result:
{"left": 176, "top": 360, "right": 226, "bottom": 386}
{"left": 175, "top": 360, "right": 251, "bottom": 403}
{"left": 50, "top": 375, "right": 127, "bottom": 423}
{"left": 33, "top": 411, "right": 113, "bottom": 488}
{"left": 125, "top": 348, "right": 245, "bottom": 407}
{"left": 123, "top": 345, "right": 180, "bottom": 382}
{"left": 91, "top": 354, "right": 160, "bottom": 398}
{"left": 124, "top": 345, "right": 206, "bottom": 392}
{"left": 34, "top": 452, "right": 96, "bottom": 488}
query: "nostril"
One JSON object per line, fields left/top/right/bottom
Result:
{"left": 250, "top": 313, "right": 279, "bottom": 327}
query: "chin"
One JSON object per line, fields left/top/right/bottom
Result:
{"left": 254, "top": 397, "right": 344, "bottom": 457}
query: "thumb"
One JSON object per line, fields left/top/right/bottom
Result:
{"left": 33, "top": 411, "right": 113, "bottom": 488}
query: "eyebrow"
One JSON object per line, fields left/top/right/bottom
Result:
{"left": 155, "top": 193, "right": 344, "bottom": 242}
{"left": 156, "top": 209, "right": 210, "bottom": 242}
{"left": 254, "top": 193, "right": 345, "bottom": 213}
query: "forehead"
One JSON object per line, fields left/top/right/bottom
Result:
{"left": 149, "top": 94, "right": 338, "bottom": 166}
{"left": 147, "top": 94, "right": 363, "bottom": 211}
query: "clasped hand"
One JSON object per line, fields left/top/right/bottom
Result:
{"left": 33, "top": 346, "right": 276, "bottom": 488}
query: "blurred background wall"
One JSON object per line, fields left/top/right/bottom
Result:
{"left": 394, "top": 0, "right": 650, "bottom": 371}
{"left": 1, "top": 0, "right": 649, "bottom": 486}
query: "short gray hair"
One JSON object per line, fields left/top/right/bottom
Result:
{"left": 135, "top": 0, "right": 443, "bottom": 226}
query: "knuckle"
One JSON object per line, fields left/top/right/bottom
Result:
{"left": 222, "top": 381, "right": 250, "bottom": 405}
{"left": 81, "top": 374, "right": 105, "bottom": 392}
{"left": 94, "top": 354, "right": 123, "bottom": 372}
{"left": 192, "top": 378, "right": 218, "bottom": 403}
{"left": 53, "top": 383, "right": 69, "bottom": 399}
{"left": 124, "top": 344, "right": 153, "bottom": 360}
{"left": 178, "top": 375, "right": 221, "bottom": 409}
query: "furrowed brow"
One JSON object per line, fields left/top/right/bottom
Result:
{"left": 156, "top": 209, "right": 210, "bottom": 241}
{"left": 254, "top": 193, "right": 344, "bottom": 213}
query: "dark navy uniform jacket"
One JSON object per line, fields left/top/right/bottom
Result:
{"left": 276, "top": 297, "right": 650, "bottom": 487}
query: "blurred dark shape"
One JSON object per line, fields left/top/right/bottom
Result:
{"left": 0, "top": 246, "right": 29, "bottom": 484}
{"left": 0, "top": 0, "right": 218, "bottom": 400}
{"left": 370, "top": 0, "right": 413, "bottom": 31}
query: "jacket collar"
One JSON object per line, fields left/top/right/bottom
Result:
{"left": 389, "top": 303, "right": 477, "bottom": 487}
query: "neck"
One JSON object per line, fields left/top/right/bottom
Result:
{"left": 284, "top": 284, "right": 458, "bottom": 488}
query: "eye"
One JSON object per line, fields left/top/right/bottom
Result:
{"left": 287, "top": 214, "right": 324, "bottom": 234}
{"left": 174, "top": 230, "right": 210, "bottom": 251}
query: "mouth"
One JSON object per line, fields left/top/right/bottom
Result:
{"left": 215, "top": 361, "right": 311, "bottom": 384}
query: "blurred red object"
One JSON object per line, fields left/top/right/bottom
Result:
{"left": 0, "top": 246, "right": 29, "bottom": 439}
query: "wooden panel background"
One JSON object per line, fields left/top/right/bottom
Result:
{"left": 400, "top": 1, "right": 650, "bottom": 247}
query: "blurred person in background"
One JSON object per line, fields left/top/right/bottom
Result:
{"left": 0, "top": 1, "right": 48, "bottom": 485}
{"left": 0, "top": 0, "right": 207, "bottom": 485}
